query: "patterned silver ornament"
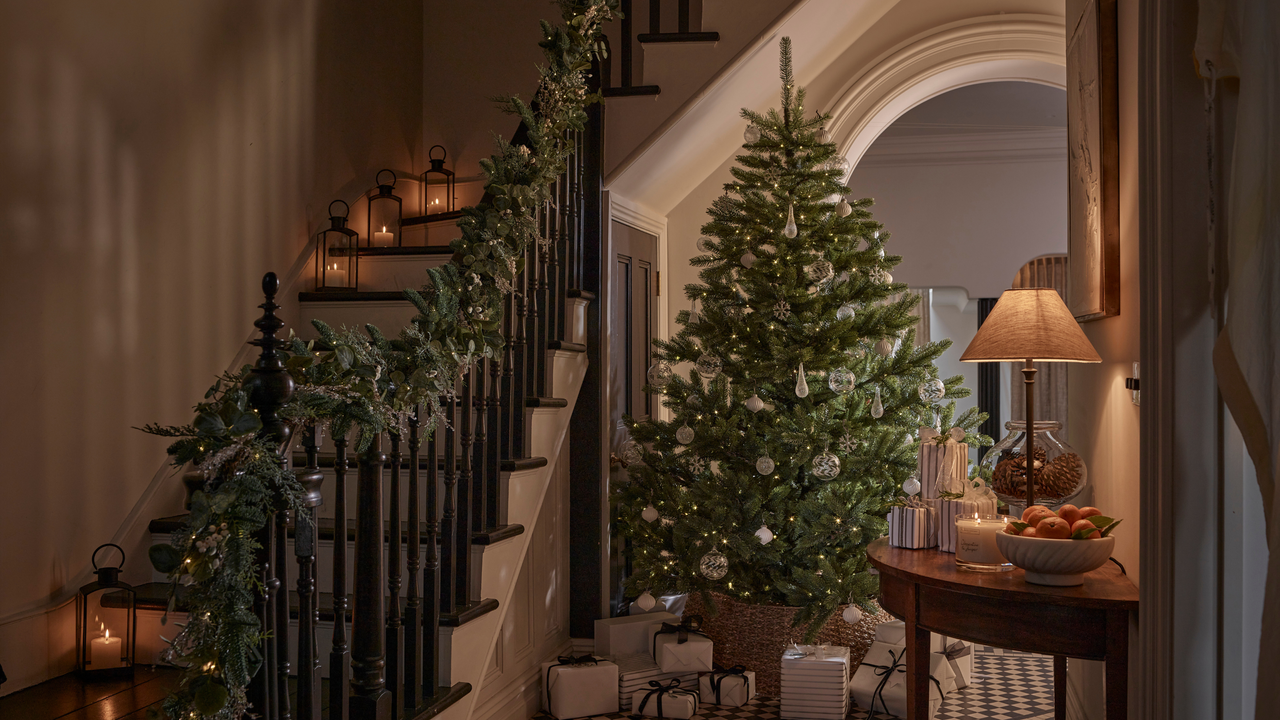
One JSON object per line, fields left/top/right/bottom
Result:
{"left": 647, "top": 361, "right": 673, "bottom": 390}
{"left": 696, "top": 236, "right": 714, "bottom": 253}
{"left": 699, "top": 550, "right": 729, "bottom": 580}
{"left": 873, "top": 338, "right": 895, "bottom": 357}
{"left": 755, "top": 525, "right": 775, "bottom": 545}
{"left": 744, "top": 124, "right": 761, "bottom": 143}
{"left": 676, "top": 424, "right": 695, "bottom": 444}
{"left": 621, "top": 440, "right": 645, "bottom": 466}
{"left": 635, "top": 590, "right": 658, "bottom": 611}
{"left": 806, "top": 260, "right": 835, "bottom": 286}
{"left": 641, "top": 504, "right": 660, "bottom": 523}
{"left": 741, "top": 250, "right": 756, "bottom": 268}
{"left": 745, "top": 394, "right": 765, "bottom": 413}
{"left": 756, "top": 456, "right": 775, "bottom": 475}
{"left": 842, "top": 605, "right": 863, "bottom": 624}
{"left": 811, "top": 449, "right": 841, "bottom": 479}
{"left": 903, "top": 474, "right": 922, "bottom": 496}
{"left": 837, "top": 303, "right": 856, "bottom": 321}
{"left": 836, "top": 199, "right": 852, "bottom": 217}
{"left": 918, "top": 378, "right": 946, "bottom": 403}
{"left": 695, "top": 353, "right": 722, "bottom": 378}
{"left": 828, "top": 367, "right": 856, "bottom": 394}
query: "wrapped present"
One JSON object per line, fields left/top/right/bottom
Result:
{"left": 648, "top": 617, "right": 714, "bottom": 674}
{"left": 850, "top": 642, "right": 951, "bottom": 719}
{"left": 872, "top": 620, "right": 946, "bottom": 653}
{"left": 934, "top": 496, "right": 997, "bottom": 553}
{"left": 595, "top": 610, "right": 677, "bottom": 657}
{"left": 940, "top": 638, "right": 973, "bottom": 691}
{"left": 631, "top": 679, "right": 700, "bottom": 719}
{"left": 614, "top": 652, "right": 698, "bottom": 711}
{"left": 628, "top": 593, "right": 687, "bottom": 616}
{"left": 887, "top": 500, "right": 937, "bottom": 549}
{"left": 918, "top": 427, "right": 968, "bottom": 499}
{"left": 541, "top": 654, "right": 619, "bottom": 719}
{"left": 779, "top": 645, "right": 850, "bottom": 720}
{"left": 698, "top": 666, "right": 756, "bottom": 707}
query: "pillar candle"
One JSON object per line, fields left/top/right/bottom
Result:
{"left": 91, "top": 630, "right": 122, "bottom": 668}
{"left": 954, "top": 514, "right": 1011, "bottom": 567}
{"left": 373, "top": 226, "right": 394, "bottom": 247}
{"left": 325, "top": 261, "right": 348, "bottom": 287}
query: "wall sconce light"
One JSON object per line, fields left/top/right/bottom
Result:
{"left": 368, "top": 169, "right": 402, "bottom": 247}
{"left": 1125, "top": 362, "right": 1140, "bottom": 406}
{"left": 77, "top": 544, "right": 136, "bottom": 680}
{"left": 422, "top": 145, "right": 455, "bottom": 215}
{"left": 315, "top": 200, "right": 359, "bottom": 291}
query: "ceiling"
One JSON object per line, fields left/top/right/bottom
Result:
{"left": 880, "top": 81, "right": 1067, "bottom": 137}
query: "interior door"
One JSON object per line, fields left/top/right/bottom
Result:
{"left": 607, "top": 220, "right": 657, "bottom": 615}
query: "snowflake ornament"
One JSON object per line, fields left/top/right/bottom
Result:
{"left": 773, "top": 301, "right": 792, "bottom": 320}
{"left": 687, "top": 455, "right": 708, "bottom": 474}
{"left": 838, "top": 433, "right": 858, "bottom": 454}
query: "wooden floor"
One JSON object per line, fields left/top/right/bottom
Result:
{"left": 0, "top": 666, "right": 181, "bottom": 720}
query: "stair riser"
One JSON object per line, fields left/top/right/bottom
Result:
{"left": 351, "top": 253, "right": 453, "bottom": 294}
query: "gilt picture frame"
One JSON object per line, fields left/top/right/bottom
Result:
{"left": 1066, "top": 0, "right": 1120, "bottom": 321}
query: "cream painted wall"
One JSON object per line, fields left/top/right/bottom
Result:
{"left": 0, "top": 0, "right": 423, "bottom": 694}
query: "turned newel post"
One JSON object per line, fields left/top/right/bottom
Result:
{"left": 350, "top": 432, "right": 391, "bottom": 720}
{"left": 245, "top": 272, "right": 295, "bottom": 720}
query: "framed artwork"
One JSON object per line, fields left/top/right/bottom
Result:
{"left": 1066, "top": 0, "right": 1120, "bottom": 321}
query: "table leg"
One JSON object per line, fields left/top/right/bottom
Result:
{"left": 1054, "top": 656, "right": 1067, "bottom": 720}
{"left": 1105, "top": 609, "right": 1129, "bottom": 720}
{"left": 905, "top": 581, "right": 930, "bottom": 718}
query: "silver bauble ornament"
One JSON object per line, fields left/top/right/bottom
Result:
{"left": 806, "top": 260, "right": 834, "bottom": 286}
{"left": 676, "top": 424, "right": 695, "bottom": 444}
{"left": 621, "top": 440, "right": 644, "bottom": 466}
{"left": 794, "top": 362, "right": 809, "bottom": 398}
{"left": 744, "top": 124, "right": 761, "bottom": 143}
{"left": 874, "top": 338, "right": 895, "bottom": 356}
{"left": 635, "top": 590, "right": 658, "bottom": 612}
{"left": 641, "top": 504, "right": 660, "bottom": 523}
{"left": 696, "top": 236, "right": 714, "bottom": 253}
{"left": 918, "top": 378, "right": 946, "bottom": 403}
{"left": 812, "top": 449, "right": 841, "bottom": 479}
{"left": 741, "top": 250, "right": 756, "bottom": 268}
{"left": 783, "top": 203, "right": 798, "bottom": 238}
{"left": 756, "top": 456, "right": 775, "bottom": 475}
{"left": 699, "top": 550, "right": 729, "bottom": 580}
{"left": 745, "top": 394, "right": 765, "bottom": 413}
{"left": 903, "top": 474, "right": 921, "bottom": 496}
{"left": 842, "top": 605, "right": 863, "bottom": 624}
{"left": 696, "top": 353, "right": 722, "bottom": 378}
{"left": 755, "top": 525, "right": 775, "bottom": 545}
{"left": 837, "top": 303, "right": 856, "bottom": 321}
{"left": 836, "top": 199, "right": 852, "bottom": 217}
{"left": 647, "top": 361, "right": 674, "bottom": 390}
{"left": 828, "top": 367, "right": 856, "bottom": 394}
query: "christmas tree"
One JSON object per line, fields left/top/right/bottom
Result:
{"left": 615, "top": 38, "right": 988, "bottom": 634}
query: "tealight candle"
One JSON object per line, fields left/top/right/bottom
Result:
{"left": 954, "top": 513, "right": 1014, "bottom": 572}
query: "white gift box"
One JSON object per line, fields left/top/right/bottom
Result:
{"left": 540, "top": 656, "right": 619, "bottom": 719}
{"left": 780, "top": 645, "right": 850, "bottom": 720}
{"left": 872, "top": 620, "right": 947, "bottom": 653}
{"left": 648, "top": 622, "right": 714, "bottom": 674}
{"left": 850, "top": 641, "right": 952, "bottom": 719}
{"left": 931, "top": 497, "right": 997, "bottom": 553}
{"left": 887, "top": 504, "right": 937, "bottom": 548}
{"left": 614, "top": 652, "right": 698, "bottom": 711}
{"left": 595, "top": 611, "right": 677, "bottom": 657}
{"left": 698, "top": 669, "right": 756, "bottom": 707}
{"left": 919, "top": 439, "right": 968, "bottom": 499}
{"left": 939, "top": 638, "right": 974, "bottom": 691}
{"left": 630, "top": 682, "right": 700, "bottom": 719}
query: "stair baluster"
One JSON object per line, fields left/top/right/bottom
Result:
{"left": 455, "top": 370, "right": 474, "bottom": 607}
{"left": 472, "top": 358, "right": 489, "bottom": 534}
{"left": 330, "top": 434, "right": 351, "bottom": 720}
{"left": 440, "top": 389, "right": 458, "bottom": 615}
{"left": 511, "top": 250, "right": 530, "bottom": 457}
{"left": 386, "top": 429, "right": 404, "bottom": 715}
{"left": 485, "top": 351, "right": 502, "bottom": 529}
{"left": 274, "top": 509, "right": 293, "bottom": 720}
{"left": 528, "top": 216, "right": 545, "bottom": 402}
{"left": 403, "top": 410, "right": 422, "bottom": 711}
{"left": 350, "top": 435, "right": 390, "bottom": 719}
{"left": 423, "top": 419, "right": 441, "bottom": 694}
{"left": 296, "top": 425, "right": 324, "bottom": 720}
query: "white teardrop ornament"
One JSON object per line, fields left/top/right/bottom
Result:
{"left": 784, "top": 203, "right": 798, "bottom": 238}
{"left": 870, "top": 387, "right": 884, "bottom": 418}
{"left": 903, "top": 474, "right": 921, "bottom": 496}
{"left": 794, "top": 362, "right": 809, "bottom": 398}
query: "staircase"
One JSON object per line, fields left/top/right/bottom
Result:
{"left": 133, "top": 115, "right": 601, "bottom": 720}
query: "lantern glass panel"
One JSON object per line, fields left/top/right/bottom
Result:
{"left": 317, "top": 200, "right": 359, "bottom": 290}
{"left": 423, "top": 145, "right": 455, "bottom": 215}
{"left": 368, "top": 170, "right": 402, "bottom": 247}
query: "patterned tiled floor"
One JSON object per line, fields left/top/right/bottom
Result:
{"left": 538, "top": 646, "right": 1055, "bottom": 720}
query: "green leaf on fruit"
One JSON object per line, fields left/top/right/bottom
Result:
{"left": 1086, "top": 515, "right": 1115, "bottom": 528}
{"left": 1099, "top": 519, "right": 1123, "bottom": 537}
{"left": 1071, "top": 527, "right": 1099, "bottom": 540}
{"left": 1008, "top": 521, "right": 1029, "bottom": 532}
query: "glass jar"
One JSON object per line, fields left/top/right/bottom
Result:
{"left": 978, "top": 420, "right": 1086, "bottom": 511}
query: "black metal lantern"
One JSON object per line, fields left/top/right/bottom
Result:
{"left": 422, "top": 145, "right": 455, "bottom": 215}
{"left": 315, "top": 199, "right": 360, "bottom": 291}
{"left": 76, "top": 544, "right": 136, "bottom": 680}
{"left": 368, "top": 169, "right": 402, "bottom": 247}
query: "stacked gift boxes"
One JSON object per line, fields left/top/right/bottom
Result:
{"left": 887, "top": 502, "right": 937, "bottom": 548}
{"left": 847, "top": 621, "right": 974, "bottom": 718}
{"left": 614, "top": 652, "right": 699, "bottom": 711}
{"left": 779, "top": 645, "right": 850, "bottom": 720}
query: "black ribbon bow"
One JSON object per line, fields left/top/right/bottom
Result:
{"left": 652, "top": 616, "right": 709, "bottom": 658}
{"left": 637, "top": 678, "right": 696, "bottom": 718}
{"left": 862, "top": 648, "right": 943, "bottom": 716}
{"left": 545, "top": 653, "right": 599, "bottom": 696}
{"left": 942, "top": 640, "right": 971, "bottom": 682}
{"left": 706, "top": 664, "right": 749, "bottom": 705}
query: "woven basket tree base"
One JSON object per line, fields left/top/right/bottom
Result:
{"left": 684, "top": 592, "right": 892, "bottom": 698}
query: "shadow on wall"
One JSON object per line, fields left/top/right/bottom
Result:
{"left": 0, "top": 0, "right": 322, "bottom": 692}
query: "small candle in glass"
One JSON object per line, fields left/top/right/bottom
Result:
{"left": 954, "top": 513, "right": 1014, "bottom": 572}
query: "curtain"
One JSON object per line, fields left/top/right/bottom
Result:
{"left": 1197, "top": 1, "right": 1280, "bottom": 716}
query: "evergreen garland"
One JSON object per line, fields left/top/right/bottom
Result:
{"left": 142, "top": 2, "right": 617, "bottom": 717}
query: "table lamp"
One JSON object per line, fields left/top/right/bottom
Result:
{"left": 959, "top": 288, "right": 1101, "bottom": 511}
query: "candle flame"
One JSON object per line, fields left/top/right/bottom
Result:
{"left": 382, "top": 226, "right": 387, "bottom": 233}
{"left": 105, "top": 628, "right": 110, "bottom": 640}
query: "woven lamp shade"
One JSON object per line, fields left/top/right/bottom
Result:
{"left": 960, "top": 288, "right": 1101, "bottom": 363}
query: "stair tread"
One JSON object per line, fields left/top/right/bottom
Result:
{"left": 356, "top": 245, "right": 456, "bottom": 257}
{"left": 150, "top": 514, "right": 524, "bottom": 547}
{"left": 526, "top": 396, "right": 569, "bottom": 408}
{"left": 549, "top": 340, "right": 587, "bottom": 353}
{"left": 602, "top": 85, "right": 661, "bottom": 97}
{"left": 500, "top": 456, "right": 549, "bottom": 473}
{"left": 637, "top": 31, "right": 720, "bottom": 43}
{"left": 299, "top": 291, "right": 411, "bottom": 303}
{"left": 402, "top": 210, "right": 464, "bottom": 226}
{"left": 126, "top": 581, "right": 499, "bottom": 628}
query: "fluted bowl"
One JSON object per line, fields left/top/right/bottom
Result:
{"left": 995, "top": 532, "right": 1115, "bottom": 586}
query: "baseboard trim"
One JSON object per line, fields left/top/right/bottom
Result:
{"left": 471, "top": 641, "right": 573, "bottom": 720}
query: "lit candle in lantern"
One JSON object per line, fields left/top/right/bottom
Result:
{"left": 325, "top": 261, "right": 347, "bottom": 287}
{"left": 373, "top": 225, "right": 394, "bottom": 247}
{"left": 91, "top": 627, "right": 121, "bottom": 668}
{"left": 954, "top": 513, "right": 1013, "bottom": 571}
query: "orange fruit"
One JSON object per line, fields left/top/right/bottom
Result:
{"left": 1004, "top": 524, "right": 1021, "bottom": 535}
{"left": 1057, "top": 504, "right": 1083, "bottom": 525}
{"left": 1020, "top": 526, "right": 1038, "bottom": 537}
{"left": 1079, "top": 506, "right": 1103, "bottom": 519}
{"left": 1021, "top": 505, "right": 1051, "bottom": 523}
{"left": 1071, "top": 519, "right": 1101, "bottom": 539}
{"left": 1024, "top": 508, "right": 1057, "bottom": 529}
{"left": 1036, "top": 516, "right": 1071, "bottom": 539}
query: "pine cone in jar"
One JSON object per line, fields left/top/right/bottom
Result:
{"left": 1036, "top": 452, "right": 1083, "bottom": 499}
{"left": 991, "top": 447, "right": 1048, "bottom": 496}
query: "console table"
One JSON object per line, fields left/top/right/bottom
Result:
{"left": 866, "top": 538, "right": 1138, "bottom": 719}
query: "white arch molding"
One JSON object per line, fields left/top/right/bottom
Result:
{"left": 823, "top": 15, "right": 1067, "bottom": 170}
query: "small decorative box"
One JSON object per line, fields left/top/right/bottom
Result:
{"left": 648, "top": 618, "right": 714, "bottom": 674}
{"left": 540, "top": 655, "right": 619, "bottom": 719}
{"left": 779, "top": 645, "right": 850, "bottom": 720}
{"left": 630, "top": 679, "right": 699, "bottom": 719}
{"left": 614, "top": 652, "right": 698, "bottom": 711}
{"left": 887, "top": 503, "right": 937, "bottom": 549}
{"left": 850, "top": 641, "right": 952, "bottom": 719}
{"left": 934, "top": 498, "right": 997, "bottom": 553}
{"left": 697, "top": 667, "right": 756, "bottom": 707}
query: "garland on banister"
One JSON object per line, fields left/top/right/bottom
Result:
{"left": 141, "top": 3, "right": 617, "bottom": 717}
